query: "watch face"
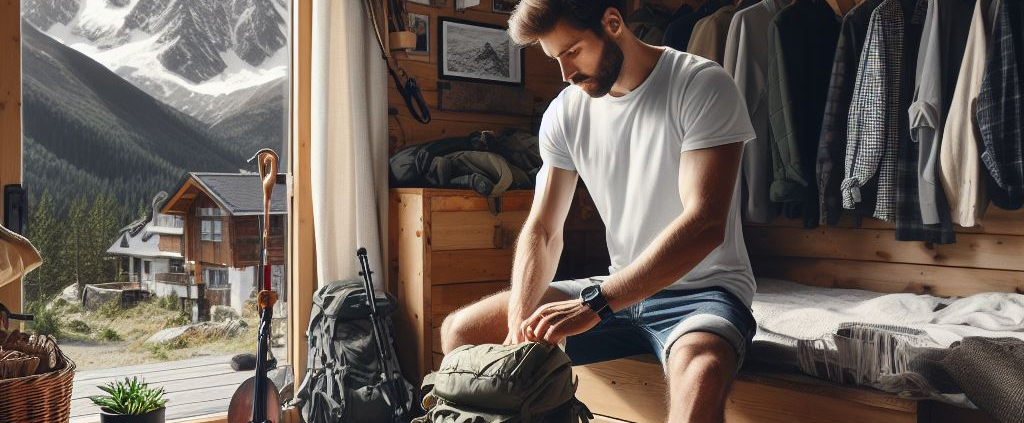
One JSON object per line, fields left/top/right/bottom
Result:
{"left": 580, "top": 285, "right": 599, "bottom": 302}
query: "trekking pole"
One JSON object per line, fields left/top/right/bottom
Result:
{"left": 357, "top": 247, "right": 409, "bottom": 421}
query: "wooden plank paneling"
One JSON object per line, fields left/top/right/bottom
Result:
{"left": 395, "top": 193, "right": 432, "bottom": 384}
{"left": 752, "top": 257, "right": 1024, "bottom": 296}
{"left": 429, "top": 190, "right": 533, "bottom": 212}
{"left": 388, "top": 1, "right": 565, "bottom": 150}
{"left": 575, "top": 357, "right": 920, "bottom": 423}
{"left": 431, "top": 248, "right": 514, "bottom": 284}
{"left": 0, "top": 0, "right": 22, "bottom": 318}
{"left": 431, "top": 210, "right": 529, "bottom": 251}
{"left": 744, "top": 226, "right": 1024, "bottom": 271}
{"left": 757, "top": 207, "right": 1024, "bottom": 236}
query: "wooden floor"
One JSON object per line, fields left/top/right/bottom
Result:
{"left": 70, "top": 353, "right": 287, "bottom": 423}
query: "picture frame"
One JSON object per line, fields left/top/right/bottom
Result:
{"left": 408, "top": 0, "right": 448, "bottom": 7}
{"left": 492, "top": 0, "right": 520, "bottom": 14}
{"left": 407, "top": 13, "right": 429, "bottom": 55}
{"left": 438, "top": 18, "right": 524, "bottom": 86}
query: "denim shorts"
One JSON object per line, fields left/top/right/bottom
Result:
{"left": 550, "top": 277, "right": 757, "bottom": 372}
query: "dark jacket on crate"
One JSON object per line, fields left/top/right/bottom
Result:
{"left": 388, "top": 129, "right": 541, "bottom": 197}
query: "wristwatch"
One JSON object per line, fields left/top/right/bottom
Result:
{"left": 580, "top": 284, "right": 614, "bottom": 323}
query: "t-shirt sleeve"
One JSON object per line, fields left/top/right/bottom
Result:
{"left": 538, "top": 92, "right": 577, "bottom": 171}
{"left": 678, "top": 65, "right": 757, "bottom": 153}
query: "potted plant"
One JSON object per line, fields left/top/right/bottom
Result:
{"left": 89, "top": 377, "right": 167, "bottom": 423}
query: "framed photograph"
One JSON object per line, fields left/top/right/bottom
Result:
{"left": 492, "top": 0, "right": 520, "bottom": 14}
{"left": 408, "top": 0, "right": 448, "bottom": 6}
{"left": 438, "top": 18, "right": 524, "bottom": 86}
{"left": 408, "top": 13, "right": 429, "bottom": 55}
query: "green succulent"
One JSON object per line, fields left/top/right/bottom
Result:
{"left": 89, "top": 377, "right": 168, "bottom": 415}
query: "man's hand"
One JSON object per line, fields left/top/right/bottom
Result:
{"left": 518, "top": 299, "right": 600, "bottom": 345}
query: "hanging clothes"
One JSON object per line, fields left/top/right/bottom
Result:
{"left": 686, "top": 5, "right": 738, "bottom": 64}
{"left": 842, "top": 0, "right": 906, "bottom": 222}
{"left": 664, "top": 0, "right": 727, "bottom": 50}
{"left": 908, "top": 0, "right": 975, "bottom": 226}
{"left": 629, "top": 3, "right": 677, "bottom": 46}
{"left": 766, "top": 0, "right": 841, "bottom": 228}
{"left": 976, "top": 0, "right": 1024, "bottom": 210}
{"left": 817, "top": 0, "right": 885, "bottom": 226}
{"left": 939, "top": 0, "right": 1001, "bottom": 227}
{"left": 895, "top": 0, "right": 955, "bottom": 244}
{"left": 723, "top": 0, "right": 794, "bottom": 224}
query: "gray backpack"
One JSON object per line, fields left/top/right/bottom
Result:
{"left": 413, "top": 342, "right": 593, "bottom": 423}
{"left": 295, "top": 280, "right": 418, "bottom": 423}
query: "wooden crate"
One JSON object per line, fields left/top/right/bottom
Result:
{"left": 390, "top": 188, "right": 533, "bottom": 383}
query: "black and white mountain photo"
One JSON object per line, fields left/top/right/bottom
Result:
{"left": 441, "top": 20, "right": 522, "bottom": 84}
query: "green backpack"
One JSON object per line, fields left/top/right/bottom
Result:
{"left": 413, "top": 342, "right": 593, "bottom": 423}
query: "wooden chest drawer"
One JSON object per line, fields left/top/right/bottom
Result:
{"left": 389, "top": 188, "right": 533, "bottom": 383}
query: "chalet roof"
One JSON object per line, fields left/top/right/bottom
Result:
{"left": 106, "top": 214, "right": 183, "bottom": 259}
{"left": 163, "top": 173, "right": 287, "bottom": 216}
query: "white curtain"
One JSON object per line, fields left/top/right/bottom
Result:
{"left": 310, "top": 0, "right": 388, "bottom": 289}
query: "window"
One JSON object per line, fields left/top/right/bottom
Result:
{"left": 169, "top": 258, "right": 185, "bottom": 274}
{"left": 205, "top": 268, "right": 229, "bottom": 288}
{"left": 197, "top": 207, "right": 224, "bottom": 217}
{"left": 201, "top": 219, "right": 222, "bottom": 242}
{"left": 16, "top": 0, "right": 293, "bottom": 420}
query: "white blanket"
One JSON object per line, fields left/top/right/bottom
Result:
{"left": 751, "top": 278, "right": 1024, "bottom": 355}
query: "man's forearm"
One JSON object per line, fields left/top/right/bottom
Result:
{"left": 507, "top": 222, "right": 562, "bottom": 322}
{"left": 601, "top": 209, "right": 726, "bottom": 312}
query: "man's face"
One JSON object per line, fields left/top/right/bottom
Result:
{"left": 538, "top": 21, "right": 624, "bottom": 98}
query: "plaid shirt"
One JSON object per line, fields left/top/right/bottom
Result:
{"left": 843, "top": 0, "right": 905, "bottom": 221}
{"left": 896, "top": 0, "right": 956, "bottom": 244}
{"left": 977, "top": 0, "right": 1024, "bottom": 210}
{"left": 817, "top": 0, "right": 884, "bottom": 226}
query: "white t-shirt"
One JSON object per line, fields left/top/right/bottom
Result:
{"left": 539, "top": 48, "right": 758, "bottom": 306}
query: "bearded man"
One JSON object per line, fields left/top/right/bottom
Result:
{"left": 439, "top": 2, "right": 758, "bottom": 422}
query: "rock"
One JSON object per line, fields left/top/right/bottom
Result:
{"left": 222, "top": 319, "right": 246, "bottom": 337}
{"left": 145, "top": 325, "right": 192, "bottom": 345}
{"left": 211, "top": 305, "right": 240, "bottom": 322}
{"left": 57, "top": 283, "right": 80, "bottom": 305}
{"left": 231, "top": 353, "right": 257, "bottom": 371}
{"left": 145, "top": 319, "right": 247, "bottom": 346}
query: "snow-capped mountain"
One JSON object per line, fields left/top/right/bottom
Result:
{"left": 23, "top": 0, "right": 288, "bottom": 124}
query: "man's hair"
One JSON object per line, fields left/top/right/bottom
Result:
{"left": 508, "top": 0, "right": 627, "bottom": 46}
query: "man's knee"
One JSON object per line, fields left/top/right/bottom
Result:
{"left": 667, "top": 332, "right": 738, "bottom": 389}
{"left": 439, "top": 308, "right": 469, "bottom": 354}
{"left": 439, "top": 294, "right": 506, "bottom": 354}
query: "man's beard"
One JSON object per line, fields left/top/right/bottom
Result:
{"left": 571, "top": 37, "right": 624, "bottom": 98}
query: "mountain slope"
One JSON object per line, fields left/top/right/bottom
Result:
{"left": 208, "top": 79, "right": 287, "bottom": 159}
{"left": 27, "top": 0, "right": 288, "bottom": 124}
{"left": 21, "top": 20, "right": 242, "bottom": 216}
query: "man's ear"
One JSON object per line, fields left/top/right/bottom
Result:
{"left": 602, "top": 7, "right": 625, "bottom": 38}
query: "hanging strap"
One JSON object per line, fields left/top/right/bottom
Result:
{"left": 363, "top": 0, "right": 432, "bottom": 124}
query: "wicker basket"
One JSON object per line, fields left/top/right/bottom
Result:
{"left": 0, "top": 351, "right": 76, "bottom": 423}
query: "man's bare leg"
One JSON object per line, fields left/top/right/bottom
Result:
{"left": 665, "top": 332, "right": 739, "bottom": 423}
{"left": 439, "top": 287, "right": 573, "bottom": 354}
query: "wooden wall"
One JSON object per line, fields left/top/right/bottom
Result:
{"left": 744, "top": 208, "right": 1024, "bottom": 297}
{"left": 188, "top": 196, "right": 232, "bottom": 269}
{"left": 0, "top": 0, "right": 21, "bottom": 314}
{"left": 387, "top": 0, "right": 566, "bottom": 152}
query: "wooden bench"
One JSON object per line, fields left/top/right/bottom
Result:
{"left": 576, "top": 355, "right": 995, "bottom": 423}
{"left": 390, "top": 188, "right": 1022, "bottom": 423}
